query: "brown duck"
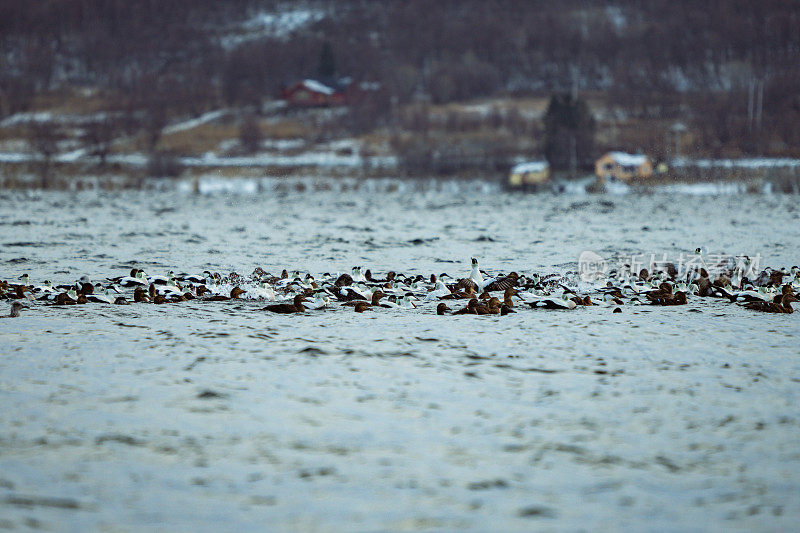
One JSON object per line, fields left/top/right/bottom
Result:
{"left": 264, "top": 294, "right": 307, "bottom": 314}
{"left": 695, "top": 272, "right": 712, "bottom": 296}
{"left": 353, "top": 301, "right": 372, "bottom": 313}
{"left": 477, "top": 297, "right": 503, "bottom": 315}
{"left": 484, "top": 272, "right": 519, "bottom": 292}
{"left": 134, "top": 287, "right": 150, "bottom": 303}
{"left": 334, "top": 273, "right": 354, "bottom": 287}
{"left": 7, "top": 285, "right": 28, "bottom": 300}
{"left": 366, "top": 270, "right": 395, "bottom": 284}
{"left": 644, "top": 282, "right": 674, "bottom": 303}
{"left": 343, "top": 290, "right": 385, "bottom": 307}
{"left": 54, "top": 291, "right": 77, "bottom": 305}
{"left": 772, "top": 284, "right": 795, "bottom": 303}
{"left": 570, "top": 295, "right": 594, "bottom": 306}
{"left": 742, "top": 293, "right": 796, "bottom": 314}
{"left": 1, "top": 301, "right": 26, "bottom": 318}
{"left": 649, "top": 291, "right": 687, "bottom": 306}
{"left": 453, "top": 298, "right": 480, "bottom": 315}
{"left": 441, "top": 283, "right": 477, "bottom": 300}
{"left": 204, "top": 287, "right": 245, "bottom": 302}
{"left": 501, "top": 288, "right": 518, "bottom": 307}
{"left": 77, "top": 280, "right": 94, "bottom": 295}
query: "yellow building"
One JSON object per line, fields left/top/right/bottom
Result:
{"left": 595, "top": 152, "right": 653, "bottom": 181}
{"left": 509, "top": 161, "right": 550, "bottom": 188}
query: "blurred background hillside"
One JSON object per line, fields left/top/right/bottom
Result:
{"left": 1, "top": 0, "right": 799, "bottom": 186}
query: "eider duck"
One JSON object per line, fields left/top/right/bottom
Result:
{"left": 343, "top": 290, "right": 385, "bottom": 308}
{"left": 477, "top": 297, "right": 502, "bottom": 315}
{"left": 365, "top": 269, "right": 395, "bottom": 284}
{"left": 2, "top": 301, "right": 26, "bottom": 318}
{"left": 32, "top": 280, "right": 57, "bottom": 297}
{"left": 399, "top": 293, "right": 418, "bottom": 309}
{"left": 741, "top": 293, "right": 796, "bottom": 314}
{"left": 119, "top": 269, "right": 148, "bottom": 287}
{"left": 502, "top": 287, "right": 520, "bottom": 308}
{"left": 263, "top": 294, "right": 307, "bottom": 314}
{"left": 424, "top": 280, "right": 452, "bottom": 301}
{"left": 305, "top": 294, "right": 331, "bottom": 309}
{"left": 55, "top": 291, "right": 77, "bottom": 305}
{"left": 87, "top": 289, "right": 115, "bottom": 304}
{"left": 336, "top": 286, "right": 370, "bottom": 302}
{"left": 527, "top": 294, "right": 577, "bottom": 310}
{"left": 77, "top": 275, "right": 95, "bottom": 295}
{"left": 454, "top": 299, "right": 480, "bottom": 315}
{"left": 251, "top": 282, "right": 277, "bottom": 300}
{"left": 17, "top": 273, "right": 31, "bottom": 288}
{"left": 441, "top": 282, "right": 477, "bottom": 300}
{"left": 648, "top": 291, "right": 687, "bottom": 306}
{"left": 133, "top": 287, "right": 150, "bottom": 303}
{"left": 7, "top": 284, "right": 30, "bottom": 300}
{"left": 469, "top": 257, "right": 488, "bottom": 290}
{"left": 334, "top": 273, "right": 354, "bottom": 287}
{"left": 353, "top": 301, "right": 371, "bottom": 313}
{"left": 203, "top": 286, "right": 244, "bottom": 301}
{"left": 351, "top": 267, "right": 367, "bottom": 283}
{"left": 149, "top": 271, "right": 175, "bottom": 285}
{"left": 178, "top": 272, "right": 207, "bottom": 284}
{"left": 484, "top": 272, "right": 519, "bottom": 292}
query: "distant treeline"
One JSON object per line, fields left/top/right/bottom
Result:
{"left": 1, "top": 0, "right": 799, "bottom": 154}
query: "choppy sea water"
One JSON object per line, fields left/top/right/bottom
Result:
{"left": 1, "top": 186, "right": 799, "bottom": 531}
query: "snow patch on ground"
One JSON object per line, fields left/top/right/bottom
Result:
{"left": 672, "top": 157, "right": 800, "bottom": 168}
{"left": 0, "top": 111, "right": 54, "bottom": 127}
{"left": 242, "top": 9, "right": 324, "bottom": 34}
{"left": 221, "top": 8, "right": 326, "bottom": 48}
{"left": 0, "top": 148, "right": 396, "bottom": 170}
{"left": 0, "top": 111, "right": 113, "bottom": 128}
{"left": 163, "top": 110, "right": 229, "bottom": 135}
{"left": 263, "top": 139, "right": 306, "bottom": 151}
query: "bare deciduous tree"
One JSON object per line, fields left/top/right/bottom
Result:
{"left": 27, "top": 122, "right": 63, "bottom": 188}
{"left": 239, "top": 114, "right": 262, "bottom": 154}
{"left": 82, "top": 117, "right": 120, "bottom": 167}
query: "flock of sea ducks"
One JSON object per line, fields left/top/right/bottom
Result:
{"left": 2, "top": 257, "right": 799, "bottom": 318}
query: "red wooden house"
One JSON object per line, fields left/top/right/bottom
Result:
{"left": 281, "top": 79, "right": 347, "bottom": 107}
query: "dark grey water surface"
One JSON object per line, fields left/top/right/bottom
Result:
{"left": 1, "top": 188, "right": 799, "bottom": 531}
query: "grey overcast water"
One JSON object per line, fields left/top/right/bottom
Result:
{"left": 1, "top": 185, "right": 799, "bottom": 531}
